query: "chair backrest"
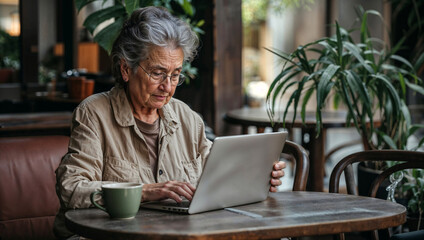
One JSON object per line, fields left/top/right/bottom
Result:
{"left": 329, "top": 150, "right": 424, "bottom": 240}
{"left": 0, "top": 136, "right": 69, "bottom": 240}
{"left": 329, "top": 150, "right": 424, "bottom": 196}
{"left": 282, "top": 140, "right": 309, "bottom": 191}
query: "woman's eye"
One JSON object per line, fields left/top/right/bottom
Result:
{"left": 151, "top": 72, "right": 164, "bottom": 77}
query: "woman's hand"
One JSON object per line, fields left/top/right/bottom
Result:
{"left": 141, "top": 181, "right": 196, "bottom": 203}
{"left": 270, "top": 161, "right": 286, "bottom": 192}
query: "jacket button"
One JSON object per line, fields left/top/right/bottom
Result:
{"left": 159, "top": 169, "right": 164, "bottom": 175}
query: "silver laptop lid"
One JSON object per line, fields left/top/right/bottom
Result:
{"left": 188, "top": 131, "right": 287, "bottom": 214}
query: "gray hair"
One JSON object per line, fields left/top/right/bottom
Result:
{"left": 111, "top": 6, "right": 199, "bottom": 87}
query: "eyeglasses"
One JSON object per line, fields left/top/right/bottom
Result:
{"left": 138, "top": 64, "right": 186, "bottom": 86}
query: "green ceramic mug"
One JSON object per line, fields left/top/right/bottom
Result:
{"left": 90, "top": 183, "right": 143, "bottom": 219}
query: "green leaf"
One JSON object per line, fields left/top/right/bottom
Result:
{"left": 371, "top": 74, "right": 402, "bottom": 116}
{"left": 340, "top": 77, "right": 360, "bottom": 131}
{"left": 360, "top": 9, "right": 384, "bottom": 43}
{"left": 76, "top": 0, "right": 97, "bottom": 12}
{"left": 359, "top": 9, "right": 368, "bottom": 44}
{"left": 389, "top": 36, "right": 406, "bottom": 58}
{"left": 295, "top": 47, "right": 312, "bottom": 73}
{"left": 314, "top": 65, "right": 338, "bottom": 135}
{"left": 344, "top": 70, "right": 374, "bottom": 132}
{"left": 390, "top": 55, "right": 414, "bottom": 70}
{"left": 281, "top": 81, "right": 303, "bottom": 126}
{"left": 403, "top": 183, "right": 415, "bottom": 192}
{"left": 333, "top": 91, "right": 341, "bottom": 109}
{"left": 400, "top": 101, "right": 411, "bottom": 127}
{"left": 267, "top": 65, "right": 298, "bottom": 104}
{"left": 264, "top": 47, "right": 296, "bottom": 65}
{"left": 182, "top": 62, "right": 197, "bottom": 80}
{"left": 191, "top": 26, "right": 204, "bottom": 35}
{"left": 335, "top": 22, "right": 343, "bottom": 66}
{"left": 83, "top": 5, "right": 126, "bottom": 34}
{"left": 408, "top": 124, "right": 424, "bottom": 137}
{"left": 418, "top": 177, "right": 424, "bottom": 187}
{"left": 414, "top": 52, "right": 424, "bottom": 71}
{"left": 316, "top": 64, "right": 339, "bottom": 104}
{"left": 93, "top": 17, "right": 126, "bottom": 54}
{"left": 417, "top": 134, "right": 424, "bottom": 149}
{"left": 318, "top": 41, "right": 338, "bottom": 60}
{"left": 124, "top": 0, "right": 139, "bottom": 16}
{"left": 344, "top": 42, "right": 375, "bottom": 74}
{"left": 405, "top": 80, "right": 424, "bottom": 96}
{"left": 268, "top": 72, "right": 299, "bottom": 120}
{"left": 291, "top": 76, "right": 309, "bottom": 124}
{"left": 196, "top": 19, "right": 205, "bottom": 27}
{"left": 180, "top": 0, "right": 194, "bottom": 17}
{"left": 408, "top": 199, "right": 418, "bottom": 213}
{"left": 377, "top": 131, "right": 398, "bottom": 149}
{"left": 301, "top": 87, "right": 315, "bottom": 123}
{"left": 398, "top": 72, "right": 406, "bottom": 97}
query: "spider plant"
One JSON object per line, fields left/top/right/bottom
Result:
{"left": 266, "top": 9, "right": 424, "bottom": 151}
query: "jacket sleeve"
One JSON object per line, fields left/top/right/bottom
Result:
{"left": 196, "top": 115, "right": 212, "bottom": 167}
{"left": 55, "top": 105, "right": 112, "bottom": 209}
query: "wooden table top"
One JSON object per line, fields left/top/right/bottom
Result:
{"left": 224, "top": 107, "right": 349, "bottom": 128}
{"left": 0, "top": 111, "right": 72, "bottom": 137}
{"left": 65, "top": 191, "right": 406, "bottom": 240}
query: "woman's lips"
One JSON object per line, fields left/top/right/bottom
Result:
{"left": 153, "top": 95, "right": 167, "bottom": 100}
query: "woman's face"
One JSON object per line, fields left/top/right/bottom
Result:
{"left": 123, "top": 46, "right": 184, "bottom": 111}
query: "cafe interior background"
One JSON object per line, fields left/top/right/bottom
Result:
{"left": 0, "top": 0, "right": 423, "bottom": 189}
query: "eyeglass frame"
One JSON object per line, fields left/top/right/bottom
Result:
{"left": 137, "top": 63, "right": 186, "bottom": 86}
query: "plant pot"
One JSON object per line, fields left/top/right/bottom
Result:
{"left": 84, "top": 79, "right": 95, "bottom": 98}
{"left": 357, "top": 162, "right": 390, "bottom": 199}
{"left": 0, "top": 68, "right": 14, "bottom": 83}
{"left": 67, "top": 77, "right": 95, "bottom": 100}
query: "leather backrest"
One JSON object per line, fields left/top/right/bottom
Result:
{"left": 0, "top": 136, "right": 68, "bottom": 221}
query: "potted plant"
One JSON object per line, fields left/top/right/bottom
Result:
{"left": 75, "top": 0, "right": 205, "bottom": 82}
{"left": 0, "top": 29, "right": 19, "bottom": 83}
{"left": 265, "top": 7, "right": 424, "bottom": 229}
{"left": 401, "top": 168, "right": 424, "bottom": 231}
{"left": 266, "top": 8, "right": 424, "bottom": 151}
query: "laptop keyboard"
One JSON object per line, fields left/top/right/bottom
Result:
{"left": 162, "top": 200, "right": 190, "bottom": 208}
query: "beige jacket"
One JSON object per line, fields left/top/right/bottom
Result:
{"left": 54, "top": 86, "right": 212, "bottom": 238}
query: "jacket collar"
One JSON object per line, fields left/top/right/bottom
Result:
{"left": 110, "top": 86, "right": 180, "bottom": 134}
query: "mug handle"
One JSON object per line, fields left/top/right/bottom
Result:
{"left": 90, "top": 191, "right": 107, "bottom": 212}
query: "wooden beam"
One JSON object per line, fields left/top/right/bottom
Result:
{"left": 214, "top": 0, "right": 242, "bottom": 135}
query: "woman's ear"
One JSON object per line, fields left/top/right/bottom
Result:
{"left": 120, "top": 59, "right": 130, "bottom": 82}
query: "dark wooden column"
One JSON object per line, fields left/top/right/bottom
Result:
{"left": 173, "top": 1, "right": 215, "bottom": 130}
{"left": 61, "top": 0, "right": 77, "bottom": 71}
{"left": 20, "top": 0, "right": 39, "bottom": 90}
{"left": 214, "top": 0, "right": 242, "bottom": 135}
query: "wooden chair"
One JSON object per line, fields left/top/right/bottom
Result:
{"left": 329, "top": 150, "right": 424, "bottom": 240}
{"left": 282, "top": 140, "right": 309, "bottom": 191}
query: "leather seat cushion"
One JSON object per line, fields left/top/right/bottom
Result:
{"left": 0, "top": 216, "right": 56, "bottom": 240}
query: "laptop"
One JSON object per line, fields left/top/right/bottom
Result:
{"left": 141, "top": 131, "right": 288, "bottom": 214}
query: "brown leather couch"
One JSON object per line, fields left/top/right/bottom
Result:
{"left": 0, "top": 136, "right": 69, "bottom": 240}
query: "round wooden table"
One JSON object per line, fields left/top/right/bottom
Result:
{"left": 65, "top": 191, "right": 406, "bottom": 240}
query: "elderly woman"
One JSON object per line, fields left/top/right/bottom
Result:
{"left": 54, "top": 6, "right": 285, "bottom": 239}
